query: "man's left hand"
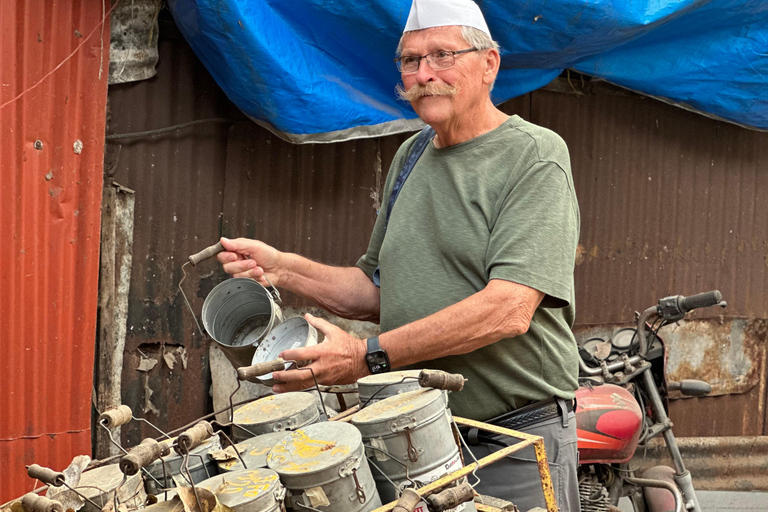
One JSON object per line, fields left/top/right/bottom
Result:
{"left": 272, "top": 313, "right": 370, "bottom": 393}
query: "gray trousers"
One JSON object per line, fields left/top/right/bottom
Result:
{"left": 462, "top": 402, "right": 580, "bottom": 512}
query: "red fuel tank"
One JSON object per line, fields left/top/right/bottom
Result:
{"left": 576, "top": 383, "right": 643, "bottom": 464}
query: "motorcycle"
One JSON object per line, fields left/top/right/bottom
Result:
{"left": 574, "top": 291, "right": 726, "bottom": 512}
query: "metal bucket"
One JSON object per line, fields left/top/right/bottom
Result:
{"left": 217, "top": 431, "right": 292, "bottom": 473}
{"left": 202, "top": 278, "right": 283, "bottom": 369}
{"left": 267, "top": 422, "right": 382, "bottom": 512}
{"left": 198, "top": 468, "right": 286, "bottom": 512}
{"left": 232, "top": 392, "right": 321, "bottom": 442}
{"left": 251, "top": 317, "right": 318, "bottom": 386}
{"left": 145, "top": 434, "right": 221, "bottom": 495}
{"left": 351, "top": 389, "right": 477, "bottom": 512}
{"left": 357, "top": 370, "right": 423, "bottom": 407}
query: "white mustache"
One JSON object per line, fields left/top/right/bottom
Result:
{"left": 396, "top": 82, "right": 461, "bottom": 102}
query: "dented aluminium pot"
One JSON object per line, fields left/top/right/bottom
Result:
{"left": 357, "top": 370, "right": 423, "bottom": 407}
{"left": 202, "top": 278, "right": 283, "bottom": 369}
{"left": 351, "top": 389, "right": 476, "bottom": 512}
{"left": 217, "top": 432, "right": 292, "bottom": 473}
{"left": 198, "top": 468, "right": 286, "bottom": 512}
{"left": 232, "top": 392, "right": 320, "bottom": 442}
{"left": 251, "top": 317, "right": 318, "bottom": 386}
{"left": 267, "top": 422, "right": 382, "bottom": 512}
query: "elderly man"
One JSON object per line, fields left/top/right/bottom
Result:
{"left": 217, "top": 0, "right": 580, "bottom": 509}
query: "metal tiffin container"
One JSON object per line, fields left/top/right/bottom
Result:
{"left": 350, "top": 388, "right": 477, "bottom": 512}
{"left": 198, "top": 468, "right": 287, "bottom": 512}
{"left": 232, "top": 392, "right": 321, "bottom": 442}
{"left": 216, "top": 431, "right": 293, "bottom": 473}
{"left": 267, "top": 422, "right": 382, "bottom": 512}
{"left": 250, "top": 317, "right": 318, "bottom": 386}
{"left": 357, "top": 370, "right": 424, "bottom": 407}
{"left": 144, "top": 434, "right": 221, "bottom": 495}
{"left": 202, "top": 278, "right": 284, "bottom": 369}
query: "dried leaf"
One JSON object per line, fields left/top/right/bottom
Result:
{"left": 137, "top": 357, "right": 158, "bottom": 372}
{"left": 177, "top": 487, "right": 216, "bottom": 512}
{"left": 45, "top": 455, "right": 91, "bottom": 510}
{"left": 208, "top": 445, "right": 241, "bottom": 461}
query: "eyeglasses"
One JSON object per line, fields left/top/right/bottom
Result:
{"left": 394, "top": 48, "right": 479, "bottom": 73}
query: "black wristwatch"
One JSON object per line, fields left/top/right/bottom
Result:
{"left": 365, "top": 336, "right": 390, "bottom": 374}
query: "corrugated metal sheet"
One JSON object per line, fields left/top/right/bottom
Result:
{"left": 221, "top": 124, "right": 411, "bottom": 307}
{"left": 0, "top": 0, "right": 109, "bottom": 503}
{"left": 530, "top": 87, "right": 768, "bottom": 323}
{"left": 532, "top": 86, "right": 768, "bottom": 436}
{"left": 107, "top": 15, "right": 235, "bottom": 446}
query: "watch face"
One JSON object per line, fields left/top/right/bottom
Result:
{"left": 366, "top": 351, "right": 389, "bottom": 374}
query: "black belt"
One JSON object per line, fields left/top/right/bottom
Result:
{"left": 460, "top": 398, "right": 574, "bottom": 445}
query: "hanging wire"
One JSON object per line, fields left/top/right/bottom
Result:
{"left": 360, "top": 377, "right": 420, "bottom": 409}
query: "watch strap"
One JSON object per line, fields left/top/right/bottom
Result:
{"left": 367, "top": 336, "right": 381, "bottom": 354}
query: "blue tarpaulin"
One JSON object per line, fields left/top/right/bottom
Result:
{"left": 168, "top": 0, "right": 768, "bottom": 143}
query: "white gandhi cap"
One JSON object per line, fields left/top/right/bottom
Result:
{"left": 403, "top": 0, "right": 492, "bottom": 38}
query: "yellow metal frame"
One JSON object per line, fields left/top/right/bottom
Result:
{"left": 369, "top": 416, "right": 558, "bottom": 512}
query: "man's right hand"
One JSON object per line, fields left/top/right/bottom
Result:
{"left": 216, "top": 237, "right": 283, "bottom": 287}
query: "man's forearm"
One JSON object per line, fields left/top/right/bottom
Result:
{"left": 278, "top": 252, "right": 380, "bottom": 322}
{"left": 380, "top": 279, "right": 543, "bottom": 368}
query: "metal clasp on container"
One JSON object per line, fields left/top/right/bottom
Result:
{"left": 390, "top": 415, "right": 418, "bottom": 433}
{"left": 351, "top": 468, "right": 366, "bottom": 504}
{"left": 404, "top": 427, "right": 420, "bottom": 463}
{"left": 338, "top": 456, "right": 362, "bottom": 477}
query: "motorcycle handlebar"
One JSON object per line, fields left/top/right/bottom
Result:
{"left": 680, "top": 290, "right": 722, "bottom": 312}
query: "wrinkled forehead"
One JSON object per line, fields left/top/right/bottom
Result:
{"left": 400, "top": 26, "right": 466, "bottom": 53}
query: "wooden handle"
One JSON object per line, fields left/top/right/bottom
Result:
{"left": 21, "top": 494, "right": 63, "bottom": 512}
{"left": 236, "top": 359, "right": 286, "bottom": 382}
{"left": 26, "top": 465, "right": 64, "bottom": 486}
{"left": 188, "top": 242, "right": 224, "bottom": 266}
{"left": 419, "top": 370, "right": 466, "bottom": 392}
{"left": 175, "top": 421, "right": 214, "bottom": 455}
{"left": 98, "top": 405, "right": 133, "bottom": 428}
{"left": 425, "top": 482, "right": 475, "bottom": 511}
{"left": 119, "top": 438, "right": 164, "bottom": 476}
{"left": 392, "top": 489, "right": 421, "bottom": 512}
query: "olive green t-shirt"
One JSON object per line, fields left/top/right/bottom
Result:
{"left": 357, "top": 115, "right": 580, "bottom": 421}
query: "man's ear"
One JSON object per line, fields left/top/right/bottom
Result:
{"left": 482, "top": 49, "right": 501, "bottom": 86}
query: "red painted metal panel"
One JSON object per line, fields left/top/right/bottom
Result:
{"left": 0, "top": 0, "right": 109, "bottom": 503}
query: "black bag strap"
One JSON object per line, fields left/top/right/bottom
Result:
{"left": 372, "top": 126, "right": 435, "bottom": 287}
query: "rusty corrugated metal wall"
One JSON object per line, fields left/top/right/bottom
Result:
{"left": 0, "top": 0, "right": 109, "bottom": 503}
{"left": 531, "top": 86, "right": 768, "bottom": 437}
{"left": 108, "top": 15, "right": 768, "bottom": 442}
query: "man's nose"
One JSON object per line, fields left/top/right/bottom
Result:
{"left": 413, "top": 58, "right": 438, "bottom": 84}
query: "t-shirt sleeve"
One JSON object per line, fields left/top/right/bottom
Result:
{"left": 356, "top": 203, "right": 387, "bottom": 280}
{"left": 486, "top": 160, "right": 580, "bottom": 308}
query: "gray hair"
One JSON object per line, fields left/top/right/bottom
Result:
{"left": 396, "top": 26, "right": 501, "bottom": 91}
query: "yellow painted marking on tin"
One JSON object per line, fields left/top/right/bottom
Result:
{"left": 352, "top": 388, "right": 433, "bottom": 422}
{"left": 219, "top": 445, "right": 272, "bottom": 470}
{"left": 216, "top": 470, "right": 279, "bottom": 498}
{"left": 267, "top": 430, "right": 350, "bottom": 473}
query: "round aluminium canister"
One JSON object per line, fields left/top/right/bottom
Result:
{"left": 251, "top": 317, "right": 318, "bottom": 386}
{"left": 198, "top": 468, "right": 286, "bottom": 512}
{"left": 357, "top": 370, "right": 423, "bottom": 407}
{"left": 218, "top": 432, "right": 292, "bottom": 473}
{"left": 351, "top": 389, "right": 476, "bottom": 511}
{"left": 267, "top": 422, "right": 382, "bottom": 512}
{"left": 145, "top": 434, "right": 221, "bottom": 495}
{"left": 202, "top": 278, "right": 284, "bottom": 369}
{"left": 232, "top": 392, "right": 320, "bottom": 442}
